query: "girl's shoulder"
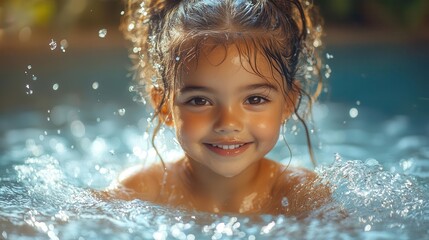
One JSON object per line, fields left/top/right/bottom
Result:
{"left": 267, "top": 160, "right": 331, "bottom": 216}
{"left": 112, "top": 162, "right": 167, "bottom": 201}
{"left": 262, "top": 158, "right": 318, "bottom": 184}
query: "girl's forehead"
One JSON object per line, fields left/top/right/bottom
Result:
{"left": 183, "top": 41, "right": 280, "bottom": 77}
{"left": 175, "top": 42, "right": 284, "bottom": 90}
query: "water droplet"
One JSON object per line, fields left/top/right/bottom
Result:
{"left": 32, "top": 75, "right": 37, "bottom": 81}
{"left": 356, "top": 100, "right": 361, "bottom": 106}
{"left": 27, "top": 65, "right": 32, "bottom": 69}
{"left": 25, "top": 84, "right": 30, "bottom": 89}
{"left": 133, "top": 47, "right": 141, "bottom": 53}
{"left": 57, "top": 129, "right": 61, "bottom": 134}
{"left": 187, "top": 234, "right": 195, "bottom": 240}
{"left": 70, "top": 120, "right": 85, "bottom": 138}
{"left": 118, "top": 108, "right": 126, "bottom": 116}
{"left": 60, "top": 39, "right": 68, "bottom": 52}
{"left": 365, "top": 158, "right": 379, "bottom": 167}
{"left": 281, "top": 197, "right": 289, "bottom": 207}
{"left": 334, "top": 153, "right": 342, "bottom": 161}
{"left": 96, "top": 117, "right": 101, "bottom": 122}
{"left": 364, "top": 224, "right": 371, "bottom": 231}
{"left": 44, "top": 131, "right": 48, "bottom": 135}
{"left": 92, "top": 82, "right": 99, "bottom": 90}
{"left": 175, "top": 56, "right": 180, "bottom": 61}
{"left": 47, "top": 117, "right": 50, "bottom": 121}
{"left": 313, "top": 39, "right": 321, "bottom": 48}
{"left": 324, "top": 64, "right": 332, "bottom": 78}
{"left": 98, "top": 29, "right": 107, "bottom": 38}
{"left": 52, "top": 83, "right": 59, "bottom": 91}
{"left": 349, "top": 108, "right": 358, "bottom": 118}
{"left": 128, "top": 22, "right": 135, "bottom": 31}
{"left": 400, "top": 159, "right": 413, "bottom": 171}
{"left": 120, "top": 10, "right": 125, "bottom": 15}
{"left": 47, "top": 109, "right": 50, "bottom": 113}
{"left": 49, "top": 39, "right": 57, "bottom": 50}
{"left": 326, "top": 53, "right": 334, "bottom": 59}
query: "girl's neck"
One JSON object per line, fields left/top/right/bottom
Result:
{"left": 180, "top": 156, "right": 262, "bottom": 203}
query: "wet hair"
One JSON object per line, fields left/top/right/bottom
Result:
{"left": 122, "top": 0, "right": 324, "bottom": 167}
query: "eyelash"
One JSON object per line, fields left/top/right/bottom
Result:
{"left": 185, "top": 96, "right": 211, "bottom": 106}
{"left": 245, "top": 95, "right": 270, "bottom": 105}
{"left": 185, "top": 95, "right": 270, "bottom": 106}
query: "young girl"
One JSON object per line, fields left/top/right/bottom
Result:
{"left": 113, "top": 0, "right": 330, "bottom": 217}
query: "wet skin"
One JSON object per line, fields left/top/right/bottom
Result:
{"left": 113, "top": 44, "right": 330, "bottom": 215}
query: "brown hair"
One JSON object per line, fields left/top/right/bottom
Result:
{"left": 122, "top": 0, "right": 324, "bottom": 167}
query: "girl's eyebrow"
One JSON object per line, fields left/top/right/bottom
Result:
{"left": 179, "top": 86, "right": 213, "bottom": 94}
{"left": 244, "top": 83, "right": 278, "bottom": 92}
{"left": 178, "top": 83, "right": 278, "bottom": 94}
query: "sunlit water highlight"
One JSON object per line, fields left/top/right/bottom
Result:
{"left": 1, "top": 103, "right": 428, "bottom": 239}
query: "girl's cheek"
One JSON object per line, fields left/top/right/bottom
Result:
{"left": 174, "top": 108, "right": 212, "bottom": 139}
{"left": 249, "top": 112, "right": 282, "bottom": 141}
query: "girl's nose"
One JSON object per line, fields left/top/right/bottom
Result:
{"left": 213, "top": 106, "right": 243, "bottom": 134}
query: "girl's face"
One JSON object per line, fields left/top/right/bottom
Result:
{"left": 171, "top": 44, "right": 295, "bottom": 177}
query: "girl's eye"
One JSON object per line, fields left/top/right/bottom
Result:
{"left": 187, "top": 97, "right": 210, "bottom": 106}
{"left": 245, "top": 96, "right": 268, "bottom": 105}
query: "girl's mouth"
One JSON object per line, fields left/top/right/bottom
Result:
{"left": 204, "top": 142, "right": 251, "bottom": 157}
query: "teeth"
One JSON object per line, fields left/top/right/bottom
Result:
{"left": 211, "top": 144, "right": 244, "bottom": 150}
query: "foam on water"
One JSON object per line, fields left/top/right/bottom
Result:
{"left": 316, "top": 156, "right": 429, "bottom": 236}
{"left": 1, "top": 104, "right": 428, "bottom": 239}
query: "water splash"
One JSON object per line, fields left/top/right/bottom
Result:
{"left": 49, "top": 39, "right": 57, "bottom": 51}
{"left": 316, "top": 155, "right": 429, "bottom": 235}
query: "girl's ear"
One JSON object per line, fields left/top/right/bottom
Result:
{"left": 281, "top": 81, "right": 300, "bottom": 123}
{"left": 150, "top": 87, "right": 174, "bottom": 127}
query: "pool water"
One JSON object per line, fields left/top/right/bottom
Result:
{"left": 1, "top": 101, "right": 428, "bottom": 240}
{"left": 1, "top": 35, "right": 429, "bottom": 239}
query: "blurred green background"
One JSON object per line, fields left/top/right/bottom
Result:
{"left": 1, "top": 0, "right": 428, "bottom": 35}
{"left": 0, "top": 0, "right": 428, "bottom": 116}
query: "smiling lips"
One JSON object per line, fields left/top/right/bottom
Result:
{"left": 204, "top": 142, "right": 251, "bottom": 156}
